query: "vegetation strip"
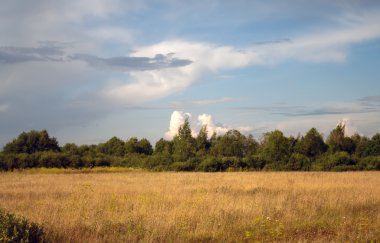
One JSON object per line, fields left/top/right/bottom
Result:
{"left": 1, "top": 120, "right": 379, "bottom": 172}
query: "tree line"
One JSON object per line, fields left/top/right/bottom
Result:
{"left": 0, "top": 120, "right": 379, "bottom": 171}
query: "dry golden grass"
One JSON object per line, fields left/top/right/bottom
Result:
{"left": 0, "top": 171, "right": 379, "bottom": 242}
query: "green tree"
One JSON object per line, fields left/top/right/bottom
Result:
{"left": 211, "top": 130, "right": 247, "bottom": 157}
{"left": 259, "top": 130, "right": 291, "bottom": 163}
{"left": 3, "top": 130, "right": 60, "bottom": 154}
{"left": 62, "top": 143, "right": 80, "bottom": 155}
{"left": 124, "top": 137, "right": 153, "bottom": 155}
{"left": 98, "top": 136, "right": 125, "bottom": 156}
{"left": 363, "top": 133, "right": 380, "bottom": 156}
{"left": 154, "top": 138, "right": 173, "bottom": 154}
{"left": 196, "top": 125, "right": 210, "bottom": 153}
{"left": 326, "top": 124, "right": 355, "bottom": 154}
{"left": 172, "top": 118, "right": 196, "bottom": 161}
{"left": 351, "top": 133, "right": 369, "bottom": 157}
{"left": 125, "top": 137, "right": 138, "bottom": 154}
{"left": 135, "top": 138, "right": 153, "bottom": 155}
{"left": 243, "top": 134, "right": 259, "bottom": 156}
{"left": 296, "top": 128, "right": 327, "bottom": 158}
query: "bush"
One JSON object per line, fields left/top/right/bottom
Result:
{"left": 197, "top": 157, "right": 225, "bottom": 172}
{"left": 358, "top": 156, "right": 380, "bottom": 170}
{"left": 0, "top": 209, "right": 45, "bottom": 242}
{"left": 170, "top": 162, "right": 195, "bottom": 171}
{"left": 263, "top": 162, "right": 287, "bottom": 171}
{"left": 286, "top": 153, "right": 311, "bottom": 171}
{"left": 142, "top": 153, "right": 172, "bottom": 169}
{"left": 243, "top": 155, "right": 266, "bottom": 170}
{"left": 315, "top": 152, "right": 356, "bottom": 171}
{"left": 221, "top": 157, "right": 244, "bottom": 169}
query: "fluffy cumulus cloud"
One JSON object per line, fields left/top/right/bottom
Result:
{"left": 164, "top": 111, "right": 253, "bottom": 140}
{"left": 164, "top": 111, "right": 192, "bottom": 140}
{"left": 197, "top": 114, "right": 229, "bottom": 137}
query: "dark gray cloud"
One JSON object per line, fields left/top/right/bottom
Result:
{"left": 70, "top": 53, "right": 192, "bottom": 71}
{"left": 0, "top": 44, "right": 192, "bottom": 72}
{"left": 0, "top": 45, "right": 65, "bottom": 64}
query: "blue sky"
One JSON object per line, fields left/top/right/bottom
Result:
{"left": 1, "top": 0, "right": 380, "bottom": 146}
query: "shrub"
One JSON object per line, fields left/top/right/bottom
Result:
{"left": 242, "top": 155, "right": 266, "bottom": 170}
{"left": 315, "top": 152, "right": 356, "bottom": 171}
{"left": 143, "top": 154, "right": 171, "bottom": 169}
{"left": 286, "top": 153, "right": 311, "bottom": 171}
{"left": 221, "top": 157, "right": 243, "bottom": 169}
{"left": 197, "top": 157, "right": 225, "bottom": 172}
{"left": 0, "top": 208, "right": 45, "bottom": 242}
{"left": 358, "top": 156, "right": 380, "bottom": 170}
{"left": 263, "top": 162, "right": 287, "bottom": 171}
{"left": 170, "top": 161, "right": 195, "bottom": 171}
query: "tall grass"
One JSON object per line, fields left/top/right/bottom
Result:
{"left": 0, "top": 171, "right": 379, "bottom": 242}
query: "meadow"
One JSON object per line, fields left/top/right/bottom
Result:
{"left": 0, "top": 170, "right": 379, "bottom": 242}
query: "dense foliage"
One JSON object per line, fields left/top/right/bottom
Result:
{"left": 0, "top": 209, "right": 45, "bottom": 242}
{"left": 1, "top": 123, "right": 380, "bottom": 171}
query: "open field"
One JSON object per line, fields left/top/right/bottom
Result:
{"left": 0, "top": 171, "right": 379, "bottom": 242}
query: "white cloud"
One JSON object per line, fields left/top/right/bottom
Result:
{"left": 164, "top": 111, "right": 192, "bottom": 140}
{"left": 102, "top": 40, "right": 259, "bottom": 104}
{"left": 164, "top": 111, "right": 253, "bottom": 140}
{"left": 253, "top": 11, "right": 380, "bottom": 63}
{"left": 197, "top": 113, "right": 229, "bottom": 137}
{"left": 101, "top": 10, "right": 380, "bottom": 105}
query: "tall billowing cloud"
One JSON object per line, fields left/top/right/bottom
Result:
{"left": 164, "top": 111, "right": 192, "bottom": 140}
{"left": 197, "top": 114, "right": 229, "bottom": 137}
{"left": 164, "top": 111, "right": 253, "bottom": 140}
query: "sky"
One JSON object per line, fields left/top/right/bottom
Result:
{"left": 1, "top": 0, "right": 380, "bottom": 147}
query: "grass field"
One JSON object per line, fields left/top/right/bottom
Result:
{"left": 0, "top": 170, "right": 379, "bottom": 242}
